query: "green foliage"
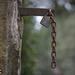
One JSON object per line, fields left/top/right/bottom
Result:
{"left": 21, "top": 16, "right": 52, "bottom": 75}
{"left": 22, "top": 0, "right": 29, "bottom": 7}
{"left": 21, "top": 0, "right": 75, "bottom": 75}
{"left": 21, "top": 16, "right": 35, "bottom": 75}
{"left": 56, "top": 12, "right": 75, "bottom": 75}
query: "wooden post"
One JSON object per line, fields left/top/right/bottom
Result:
{"left": 0, "top": 0, "right": 23, "bottom": 75}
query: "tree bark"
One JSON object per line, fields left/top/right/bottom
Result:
{"left": 0, "top": 0, "right": 23, "bottom": 75}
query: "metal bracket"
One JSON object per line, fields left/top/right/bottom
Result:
{"left": 19, "top": 7, "right": 54, "bottom": 16}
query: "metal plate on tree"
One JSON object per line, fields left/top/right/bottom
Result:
{"left": 40, "top": 15, "right": 51, "bottom": 28}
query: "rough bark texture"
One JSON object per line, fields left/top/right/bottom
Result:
{"left": 0, "top": 0, "right": 23, "bottom": 75}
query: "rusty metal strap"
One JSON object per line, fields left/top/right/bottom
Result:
{"left": 19, "top": 7, "right": 54, "bottom": 16}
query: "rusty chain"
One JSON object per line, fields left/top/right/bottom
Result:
{"left": 49, "top": 9, "right": 56, "bottom": 69}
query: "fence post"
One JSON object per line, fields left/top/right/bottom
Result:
{"left": 0, "top": 0, "right": 23, "bottom": 75}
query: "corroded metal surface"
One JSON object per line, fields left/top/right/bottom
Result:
{"left": 49, "top": 9, "right": 56, "bottom": 69}
{"left": 40, "top": 13, "right": 51, "bottom": 28}
{"left": 19, "top": 7, "right": 54, "bottom": 16}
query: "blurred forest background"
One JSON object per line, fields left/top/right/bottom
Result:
{"left": 21, "top": 0, "right": 75, "bottom": 75}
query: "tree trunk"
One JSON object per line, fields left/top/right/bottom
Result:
{"left": 0, "top": 0, "right": 23, "bottom": 75}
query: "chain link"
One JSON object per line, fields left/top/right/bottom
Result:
{"left": 49, "top": 9, "right": 56, "bottom": 69}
